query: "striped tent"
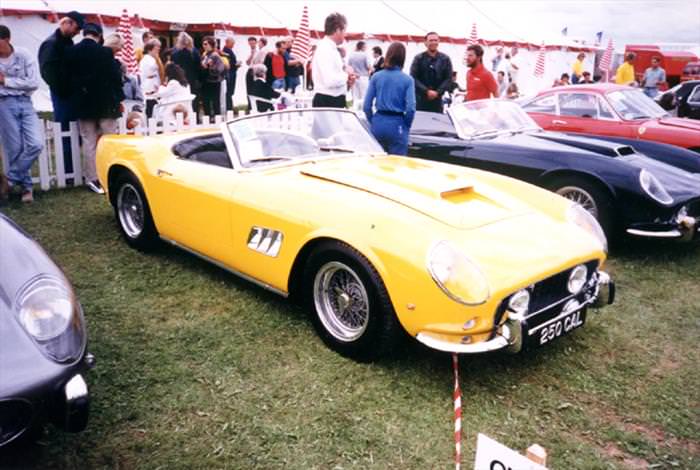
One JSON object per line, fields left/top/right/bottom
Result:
{"left": 599, "top": 38, "right": 614, "bottom": 74}
{"left": 463, "top": 22, "right": 478, "bottom": 64}
{"left": 534, "top": 43, "right": 546, "bottom": 77}
{"left": 291, "top": 5, "right": 311, "bottom": 62}
{"left": 115, "top": 9, "right": 138, "bottom": 75}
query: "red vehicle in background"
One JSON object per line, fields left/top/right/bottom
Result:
{"left": 625, "top": 45, "right": 698, "bottom": 87}
{"left": 522, "top": 84, "right": 700, "bottom": 157}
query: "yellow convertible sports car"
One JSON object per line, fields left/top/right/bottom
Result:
{"left": 96, "top": 109, "right": 614, "bottom": 361}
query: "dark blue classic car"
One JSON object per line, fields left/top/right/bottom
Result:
{"left": 408, "top": 100, "right": 700, "bottom": 241}
{"left": 0, "top": 213, "right": 94, "bottom": 447}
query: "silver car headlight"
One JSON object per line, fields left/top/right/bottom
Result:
{"left": 15, "top": 275, "right": 85, "bottom": 362}
{"left": 567, "top": 204, "right": 608, "bottom": 253}
{"left": 640, "top": 169, "right": 673, "bottom": 205}
{"left": 427, "top": 241, "right": 490, "bottom": 306}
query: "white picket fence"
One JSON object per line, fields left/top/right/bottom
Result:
{"left": 0, "top": 111, "right": 239, "bottom": 191}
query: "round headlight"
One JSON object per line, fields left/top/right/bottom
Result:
{"left": 16, "top": 276, "right": 75, "bottom": 341}
{"left": 567, "top": 203, "right": 608, "bottom": 253}
{"left": 508, "top": 289, "right": 530, "bottom": 316}
{"left": 640, "top": 169, "right": 673, "bottom": 205}
{"left": 427, "top": 241, "right": 490, "bottom": 306}
{"left": 567, "top": 264, "right": 588, "bottom": 294}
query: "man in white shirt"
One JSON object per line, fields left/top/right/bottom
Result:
{"left": 311, "top": 12, "right": 355, "bottom": 108}
{"left": 252, "top": 38, "right": 269, "bottom": 65}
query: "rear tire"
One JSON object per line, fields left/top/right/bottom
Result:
{"left": 113, "top": 173, "right": 159, "bottom": 251}
{"left": 302, "top": 241, "right": 401, "bottom": 361}
{"left": 548, "top": 176, "right": 615, "bottom": 239}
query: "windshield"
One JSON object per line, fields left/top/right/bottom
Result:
{"left": 447, "top": 100, "right": 541, "bottom": 139}
{"left": 606, "top": 89, "right": 669, "bottom": 120}
{"left": 226, "top": 109, "right": 384, "bottom": 168}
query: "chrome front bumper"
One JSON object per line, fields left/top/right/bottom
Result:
{"left": 626, "top": 215, "right": 698, "bottom": 242}
{"left": 416, "top": 270, "right": 615, "bottom": 354}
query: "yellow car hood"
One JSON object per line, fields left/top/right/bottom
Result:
{"left": 300, "top": 155, "right": 533, "bottom": 230}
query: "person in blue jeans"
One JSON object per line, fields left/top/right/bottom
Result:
{"left": 363, "top": 42, "right": 415, "bottom": 155}
{"left": 0, "top": 24, "right": 43, "bottom": 203}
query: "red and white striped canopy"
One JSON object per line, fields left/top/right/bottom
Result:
{"left": 291, "top": 5, "right": 311, "bottom": 62}
{"left": 463, "top": 22, "right": 478, "bottom": 64}
{"left": 599, "top": 38, "right": 614, "bottom": 72}
{"left": 115, "top": 9, "right": 138, "bottom": 75}
{"left": 534, "top": 43, "right": 546, "bottom": 77}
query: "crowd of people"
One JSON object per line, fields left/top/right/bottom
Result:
{"left": 1, "top": 9, "right": 669, "bottom": 205}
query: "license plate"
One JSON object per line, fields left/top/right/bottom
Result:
{"left": 529, "top": 307, "right": 586, "bottom": 347}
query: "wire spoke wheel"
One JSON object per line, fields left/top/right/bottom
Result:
{"left": 313, "top": 261, "right": 370, "bottom": 342}
{"left": 117, "top": 183, "right": 145, "bottom": 239}
{"left": 556, "top": 186, "right": 599, "bottom": 219}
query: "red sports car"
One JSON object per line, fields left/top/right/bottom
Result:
{"left": 522, "top": 84, "right": 700, "bottom": 154}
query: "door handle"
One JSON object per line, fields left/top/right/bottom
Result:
{"left": 157, "top": 169, "right": 174, "bottom": 178}
{"left": 552, "top": 119, "right": 568, "bottom": 125}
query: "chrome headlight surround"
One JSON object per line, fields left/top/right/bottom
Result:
{"left": 427, "top": 241, "right": 490, "bottom": 306}
{"left": 14, "top": 275, "right": 86, "bottom": 363}
{"left": 567, "top": 203, "right": 608, "bottom": 253}
{"left": 639, "top": 169, "right": 673, "bottom": 205}
{"left": 507, "top": 289, "right": 530, "bottom": 318}
{"left": 567, "top": 264, "right": 588, "bottom": 294}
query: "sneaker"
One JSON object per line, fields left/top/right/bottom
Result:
{"left": 21, "top": 189, "right": 34, "bottom": 203}
{"left": 86, "top": 180, "right": 105, "bottom": 194}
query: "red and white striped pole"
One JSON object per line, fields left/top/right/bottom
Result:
{"left": 453, "top": 353, "right": 462, "bottom": 470}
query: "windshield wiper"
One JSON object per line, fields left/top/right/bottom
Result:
{"left": 246, "top": 157, "right": 293, "bottom": 164}
{"left": 319, "top": 147, "right": 355, "bottom": 153}
{"left": 629, "top": 115, "right": 651, "bottom": 120}
{"left": 470, "top": 129, "right": 501, "bottom": 139}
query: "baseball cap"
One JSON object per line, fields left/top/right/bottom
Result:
{"left": 65, "top": 11, "right": 85, "bottom": 30}
{"left": 83, "top": 22, "right": 103, "bottom": 36}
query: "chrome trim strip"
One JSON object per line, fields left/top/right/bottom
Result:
{"left": 527, "top": 296, "right": 595, "bottom": 335}
{"left": 160, "top": 236, "right": 288, "bottom": 298}
{"left": 416, "top": 329, "right": 510, "bottom": 354}
{"left": 626, "top": 228, "right": 683, "bottom": 238}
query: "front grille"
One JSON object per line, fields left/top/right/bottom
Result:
{"left": 493, "top": 260, "right": 599, "bottom": 328}
{"left": 0, "top": 399, "right": 33, "bottom": 446}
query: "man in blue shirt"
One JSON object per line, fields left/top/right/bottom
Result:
{"left": 0, "top": 24, "right": 43, "bottom": 203}
{"left": 642, "top": 57, "right": 666, "bottom": 98}
{"left": 363, "top": 42, "right": 416, "bottom": 155}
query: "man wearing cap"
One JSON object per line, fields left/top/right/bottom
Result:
{"left": 0, "top": 24, "right": 43, "bottom": 203}
{"left": 65, "top": 23, "right": 124, "bottom": 194}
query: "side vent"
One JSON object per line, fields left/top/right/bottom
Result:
{"left": 615, "top": 146, "right": 635, "bottom": 156}
{"left": 247, "top": 227, "right": 284, "bottom": 257}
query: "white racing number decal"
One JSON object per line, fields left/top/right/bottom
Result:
{"left": 539, "top": 310, "right": 583, "bottom": 345}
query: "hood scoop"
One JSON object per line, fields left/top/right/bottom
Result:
{"left": 300, "top": 157, "right": 530, "bottom": 229}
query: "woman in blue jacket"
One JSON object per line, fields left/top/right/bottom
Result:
{"left": 363, "top": 42, "right": 416, "bottom": 155}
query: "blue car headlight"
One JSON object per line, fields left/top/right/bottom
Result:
{"left": 640, "top": 169, "right": 673, "bottom": 205}
{"left": 15, "top": 275, "right": 85, "bottom": 362}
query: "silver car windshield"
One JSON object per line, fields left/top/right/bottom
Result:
{"left": 606, "top": 89, "right": 669, "bottom": 120}
{"left": 226, "top": 109, "right": 385, "bottom": 168}
{"left": 447, "top": 100, "right": 541, "bottom": 139}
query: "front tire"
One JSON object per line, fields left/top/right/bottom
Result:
{"left": 302, "top": 241, "right": 401, "bottom": 361}
{"left": 113, "top": 173, "right": 159, "bottom": 251}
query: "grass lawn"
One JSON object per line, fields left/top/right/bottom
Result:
{"left": 1, "top": 188, "right": 698, "bottom": 469}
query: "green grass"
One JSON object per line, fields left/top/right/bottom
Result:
{"left": 1, "top": 189, "right": 698, "bottom": 469}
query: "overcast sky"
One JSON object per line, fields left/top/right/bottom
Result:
{"left": 3, "top": 0, "right": 699, "bottom": 46}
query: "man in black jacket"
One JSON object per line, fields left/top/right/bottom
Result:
{"left": 65, "top": 23, "right": 124, "bottom": 194}
{"left": 409, "top": 32, "right": 453, "bottom": 113}
{"left": 38, "top": 11, "right": 83, "bottom": 175}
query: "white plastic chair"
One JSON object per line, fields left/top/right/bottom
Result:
{"left": 248, "top": 95, "right": 278, "bottom": 114}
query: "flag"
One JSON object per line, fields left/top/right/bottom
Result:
{"left": 599, "top": 38, "right": 614, "bottom": 72}
{"left": 463, "top": 22, "right": 478, "bottom": 64}
{"left": 561, "top": 27, "right": 568, "bottom": 36}
{"left": 595, "top": 31, "right": 603, "bottom": 45}
{"left": 534, "top": 43, "right": 546, "bottom": 78}
{"left": 115, "top": 9, "right": 138, "bottom": 75}
{"left": 291, "top": 5, "right": 311, "bottom": 62}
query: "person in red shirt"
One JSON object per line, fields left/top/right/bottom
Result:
{"left": 264, "top": 41, "right": 287, "bottom": 89}
{"left": 466, "top": 44, "right": 498, "bottom": 101}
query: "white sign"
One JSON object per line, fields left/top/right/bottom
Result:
{"left": 474, "top": 434, "right": 548, "bottom": 470}
{"left": 214, "top": 29, "right": 231, "bottom": 40}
